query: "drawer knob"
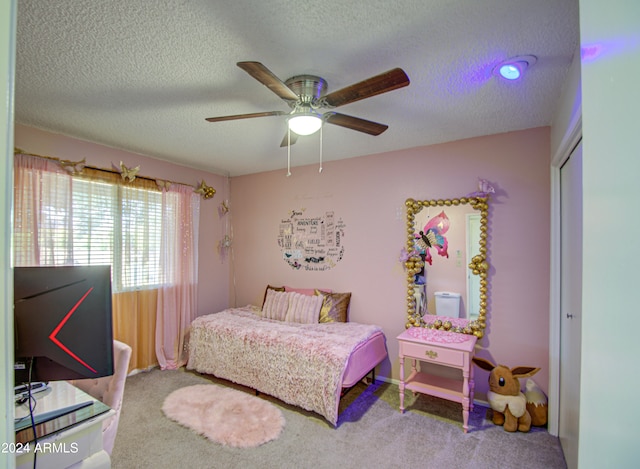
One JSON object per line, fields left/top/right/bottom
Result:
{"left": 425, "top": 350, "right": 438, "bottom": 359}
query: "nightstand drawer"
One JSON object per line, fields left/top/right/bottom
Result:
{"left": 400, "top": 341, "right": 464, "bottom": 367}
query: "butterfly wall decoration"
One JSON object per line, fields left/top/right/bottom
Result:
{"left": 194, "top": 180, "right": 216, "bottom": 199}
{"left": 119, "top": 161, "right": 140, "bottom": 182}
{"left": 415, "top": 210, "right": 450, "bottom": 265}
{"left": 59, "top": 158, "right": 86, "bottom": 175}
{"left": 467, "top": 178, "right": 495, "bottom": 198}
{"left": 155, "top": 179, "right": 172, "bottom": 191}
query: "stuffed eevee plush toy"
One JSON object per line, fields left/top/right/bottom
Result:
{"left": 524, "top": 378, "right": 548, "bottom": 427}
{"left": 472, "top": 357, "right": 541, "bottom": 432}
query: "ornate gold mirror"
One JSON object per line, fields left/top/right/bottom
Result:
{"left": 404, "top": 195, "right": 490, "bottom": 338}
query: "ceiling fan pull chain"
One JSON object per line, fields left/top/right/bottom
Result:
{"left": 287, "top": 128, "right": 292, "bottom": 177}
{"left": 319, "top": 126, "right": 323, "bottom": 173}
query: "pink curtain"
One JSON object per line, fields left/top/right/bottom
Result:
{"left": 155, "top": 184, "right": 200, "bottom": 369}
{"left": 13, "top": 153, "right": 73, "bottom": 266}
{"left": 14, "top": 152, "right": 201, "bottom": 371}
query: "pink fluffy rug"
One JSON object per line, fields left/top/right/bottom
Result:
{"left": 162, "top": 384, "right": 285, "bottom": 448}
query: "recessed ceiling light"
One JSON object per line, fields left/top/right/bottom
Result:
{"left": 493, "top": 55, "right": 537, "bottom": 81}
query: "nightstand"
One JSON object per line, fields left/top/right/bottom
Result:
{"left": 397, "top": 327, "right": 477, "bottom": 432}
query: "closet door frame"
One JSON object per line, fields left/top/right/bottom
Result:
{"left": 548, "top": 114, "right": 582, "bottom": 436}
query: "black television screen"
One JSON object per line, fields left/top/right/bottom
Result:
{"left": 14, "top": 265, "right": 114, "bottom": 384}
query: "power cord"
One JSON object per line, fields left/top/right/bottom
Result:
{"left": 26, "top": 358, "right": 38, "bottom": 469}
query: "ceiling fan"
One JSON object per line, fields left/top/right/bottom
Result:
{"left": 205, "top": 62, "right": 410, "bottom": 147}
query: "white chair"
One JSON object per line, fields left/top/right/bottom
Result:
{"left": 70, "top": 340, "right": 132, "bottom": 455}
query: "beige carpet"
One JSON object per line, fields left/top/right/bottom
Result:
{"left": 112, "top": 368, "right": 567, "bottom": 469}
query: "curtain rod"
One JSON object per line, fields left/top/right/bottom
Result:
{"left": 14, "top": 148, "right": 216, "bottom": 199}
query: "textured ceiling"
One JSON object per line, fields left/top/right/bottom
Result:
{"left": 15, "top": 0, "right": 579, "bottom": 176}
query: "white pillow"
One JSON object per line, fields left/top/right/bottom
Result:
{"left": 285, "top": 292, "right": 323, "bottom": 324}
{"left": 262, "top": 289, "right": 289, "bottom": 321}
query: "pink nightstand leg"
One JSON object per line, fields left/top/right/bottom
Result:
{"left": 469, "top": 365, "right": 475, "bottom": 412}
{"left": 462, "top": 369, "right": 470, "bottom": 433}
{"left": 399, "top": 355, "right": 405, "bottom": 413}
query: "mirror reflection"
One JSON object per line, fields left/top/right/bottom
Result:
{"left": 404, "top": 196, "right": 490, "bottom": 338}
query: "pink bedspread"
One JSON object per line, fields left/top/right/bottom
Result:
{"left": 186, "top": 306, "right": 383, "bottom": 425}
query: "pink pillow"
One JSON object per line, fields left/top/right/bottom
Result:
{"left": 285, "top": 292, "right": 323, "bottom": 324}
{"left": 262, "top": 289, "right": 289, "bottom": 321}
{"left": 284, "top": 286, "right": 332, "bottom": 296}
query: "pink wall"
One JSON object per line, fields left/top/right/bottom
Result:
{"left": 14, "top": 124, "right": 230, "bottom": 316}
{"left": 230, "top": 127, "right": 551, "bottom": 399}
{"left": 15, "top": 124, "right": 552, "bottom": 400}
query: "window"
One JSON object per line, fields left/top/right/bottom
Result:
{"left": 13, "top": 160, "right": 180, "bottom": 293}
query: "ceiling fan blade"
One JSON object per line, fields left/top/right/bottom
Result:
{"left": 324, "top": 112, "right": 389, "bottom": 136}
{"left": 279, "top": 131, "right": 299, "bottom": 147}
{"left": 205, "top": 111, "right": 286, "bottom": 123}
{"left": 237, "top": 61, "right": 299, "bottom": 102}
{"left": 321, "top": 68, "right": 410, "bottom": 108}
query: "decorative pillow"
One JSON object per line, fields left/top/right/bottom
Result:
{"left": 262, "top": 285, "right": 285, "bottom": 308}
{"left": 284, "top": 286, "right": 331, "bottom": 296}
{"left": 262, "top": 289, "right": 289, "bottom": 321}
{"left": 284, "top": 292, "right": 323, "bottom": 324}
{"left": 316, "top": 290, "right": 351, "bottom": 323}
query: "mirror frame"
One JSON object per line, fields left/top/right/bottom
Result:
{"left": 404, "top": 196, "right": 490, "bottom": 338}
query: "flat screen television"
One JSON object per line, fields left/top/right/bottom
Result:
{"left": 14, "top": 265, "right": 114, "bottom": 385}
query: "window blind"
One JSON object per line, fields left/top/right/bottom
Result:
{"left": 13, "top": 165, "right": 176, "bottom": 293}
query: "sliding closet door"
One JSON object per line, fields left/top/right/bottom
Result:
{"left": 559, "top": 140, "right": 582, "bottom": 469}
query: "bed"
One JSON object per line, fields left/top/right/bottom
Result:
{"left": 186, "top": 291, "right": 387, "bottom": 426}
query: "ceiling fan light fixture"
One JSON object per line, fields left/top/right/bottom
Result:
{"left": 288, "top": 112, "right": 323, "bottom": 136}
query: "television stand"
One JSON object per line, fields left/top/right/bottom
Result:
{"left": 16, "top": 400, "right": 94, "bottom": 426}
{"left": 15, "top": 381, "right": 113, "bottom": 469}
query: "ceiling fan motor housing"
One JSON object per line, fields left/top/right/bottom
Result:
{"left": 285, "top": 75, "right": 327, "bottom": 106}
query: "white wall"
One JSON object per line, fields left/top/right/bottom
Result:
{"left": 579, "top": 1, "right": 640, "bottom": 467}
{"left": 1, "top": 1, "right": 16, "bottom": 467}
{"left": 550, "top": 48, "right": 582, "bottom": 160}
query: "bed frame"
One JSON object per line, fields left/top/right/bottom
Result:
{"left": 186, "top": 306, "right": 387, "bottom": 425}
